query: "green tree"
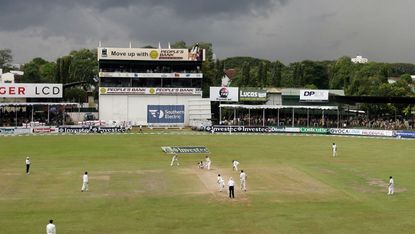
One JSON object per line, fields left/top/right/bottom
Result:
{"left": 22, "top": 63, "right": 42, "bottom": 83}
{"left": 269, "top": 60, "right": 284, "bottom": 87}
{"left": 68, "top": 49, "right": 98, "bottom": 86}
{"left": 0, "top": 48, "right": 12, "bottom": 68}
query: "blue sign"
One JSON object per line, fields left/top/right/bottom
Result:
{"left": 147, "top": 105, "right": 185, "bottom": 124}
{"left": 396, "top": 131, "right": 415, "bottom": 138}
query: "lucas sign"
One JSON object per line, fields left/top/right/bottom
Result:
{"left": 239, "top": 88, "right": 267, "bottom": 101}
{"left": 300, "top": 90, "right": 329, "bottom": 102}
{"left": 0, "top": 83, "right": 63, "bottom": 98}
{"left": 210, "top": 87, "right": 239, "bottom": 102}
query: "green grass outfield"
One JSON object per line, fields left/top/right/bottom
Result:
{"left": 0, "top": 133, "right": 414, "bottom": 234}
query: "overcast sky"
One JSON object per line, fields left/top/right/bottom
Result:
{"left": 1, "top": 0, "right": 414, "bottom": 65}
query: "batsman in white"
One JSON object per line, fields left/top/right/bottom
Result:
{"left": 81, "top": 171, "right": 89, "bottom": 192}
{"left": 205, "top": 155, "right": 211, "bottom": 170}
{"left": 170, "top": 154, "right": 179, "bottom": 166}
{"left": 217, "top": 174, "right": 225, "bottom": 192}
{"left": 232, "top": 160, "right": 240, "bottom": 171}
{"left": 240, "top": 170, "right": 247, "bottom": 192}
{"left": 388, "top": 176, "right": 394, "bottom": 195}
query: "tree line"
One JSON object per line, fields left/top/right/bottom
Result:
{"left": 1, "top": 44, "right": 414, "bottom": 117}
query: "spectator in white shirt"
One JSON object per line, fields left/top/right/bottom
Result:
{"left": 81, "top": 171, "right": 89, "bottom": 192}
{"left": 46, "top": 219, "right": 56, "bottom": 234}
{"left": 228, "top": 177, "right": 235, "bottom": 198}
{"left": 25, "top": 157, "right": 31, "bottom": 174}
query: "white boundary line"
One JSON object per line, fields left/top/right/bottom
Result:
{"left": 0, "top": 130, "right": 414, "bottom": 141}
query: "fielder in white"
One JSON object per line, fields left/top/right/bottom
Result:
{"left": 25, "top": 157, "right": 31, "bottom": 175}
{"left": 240, "top": 170, "right": 247, "bottom": 192}
{"left": 171, "top": 154, "right": 179, "bottom": 166}
{"left": 232, "top": 160, "right": 239, "bottom": 171}
{"left": 46, "top": 219, "right": 56, "bottom": 234}
{"left": 217, "top": 174, "right": 225, "bottom": 192}
{"left": 332, "top": 143, "right": 337, "bottom": 157}
{"left": 81, "top": 171, "right": 89, "bottom": 192}
{"left": 205, "top": 155, "right": 211, "bottom": 170}
{"left": 388, "top": 176, "right": 394, "bottom": 195}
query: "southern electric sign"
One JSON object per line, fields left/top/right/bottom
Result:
{"left": 0, "top": 83, "right": 63, "bottom": 98}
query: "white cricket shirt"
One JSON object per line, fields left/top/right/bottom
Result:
{"left": 228, "top": 180, "right": 235, "bottom": 187}
{"left": 83, "top": 174, "right": 89, "bottom": 183}
{"left": 46, "top": 223, "right": 56, "bottom": 234}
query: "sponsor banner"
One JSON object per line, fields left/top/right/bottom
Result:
{"left": 32, "top": 127, "right": 58, "bottom": 134}
{"left": 300, "top": 89, "right": 329, "bottom": 102}
{"left": 210, "top": 87, "right": 239, "bottom": 102}
{"left": 99, "top": 87, "right": 202, "bottom": 96}
{"left": 395, "top": 131, "right": 415, "bottom": 138}
{"left": 147, "top": 105, "right": 185, "bottom": 124}
{"left": 98, "top": 47, "right": 205, "bottom": 61}
{"left": 329, "top": 128, "right": 394, "bottom": 137}
{"left": 205, "top": 125, "right": 288, "bottom": 133}
{"left": 239, "top": 88, "right": 267, "bottom": 101}
{"left": 15, "top": 128, "right": 32, "bottom": 134}
{"left": 285, "top": 127, "right": 301, "bottom": 133}
{"left": 0, "top": 83, "right": 62, "bottom": 98}
{"left": 0, "top": 127, "right": 32, "bottom": 135}
{"left": 99, "top": 72, "right": 203, "bottom": 79}
{"left": 300, "top": 128, "right": 329, "bottom": 134}
{"left": 58, "top": 126, "right": 126, "bottom": 134}
{"left": 0, "top": 127, "right": 15, "bottom": 135}
{"left": 161, "top": 146, "right": 209, "bottom": 154}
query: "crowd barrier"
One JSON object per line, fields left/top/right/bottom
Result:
{"left": 0, "top": 126, "right": 127, "bottom": 135}
{"left": 204, "top": 125, "right": 413, "bottom": 138}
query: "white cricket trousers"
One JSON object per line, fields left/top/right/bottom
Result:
{"left": 388, "top": 186, "right": 394, "bottom": 195}
{"left": 82, "top": 182, "right": 89, "bottom": 191}
{"left": 240, "top": 179, "right": 246, "bottom": 191}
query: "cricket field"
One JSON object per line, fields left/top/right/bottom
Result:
{"left": 0, "top": 132, "right": 414, "bottom": 233}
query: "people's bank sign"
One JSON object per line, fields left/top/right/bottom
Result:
{"left": 300, "top": 89, "right": 329, "bottom": 102}
{"left": 0, "top": 83, "right": 62, "bottom": 98}
{"left": 147, "top": 105, "right": 185, "bottom": 124}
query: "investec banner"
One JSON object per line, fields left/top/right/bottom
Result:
{"left": 210, "top": 87, "right": 239, "bottom": 102}
{"left": 99, "top": 87, "right": 202, "bottom": 96}
{"left": 161, "top": 146, "right": 209, "bottom": 154}
{"left": 205, "top": 125, "right": 301, "bottom": 133}
{"left": 147, "top": 105, "right": 185, "bottom": 124}
{"left": 98, "top": 47, "right": 205, "bottom": 61}
{"left": 239, "top": 88, "right": 267, "bottom": 101}
{"left": 58, "top": 126, "right": 126, "bottom": 134}
{"left": 0, "top": 83, "right": 62, "bottom": 98}
{"left": 300, "top": 90, "right": 329, "bottom": 102}
{"left": 99, "top": 72, "right": 203, "bottom": 79}
{"left": 329, "top": 128, "right": 394, "bottom": 137}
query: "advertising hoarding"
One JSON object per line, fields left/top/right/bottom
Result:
{"left": 99, "top": 72, "right": 203, "bottom": 79}
{"left": 0, "top": 83, "right": 63, "bottom": 98}
{"left": 99, "top": 87, "right": 202, "bottom": 96}
{"left": 239, "top": 88, "right": 267, "bottom": 101}
{"left": 147, "top": 105, "right": 185, "bottom": 124}
{"left": 209, "top": 87, "right": 239, "bottom": 102}
{"left": 98, "top": 47, "right": 205, "bottom": 61}
{"left": 300, "top": 90, "right": 329, "bottom": 102}
{"left": 161, "top": 146, "right": 209, "bottom": 154}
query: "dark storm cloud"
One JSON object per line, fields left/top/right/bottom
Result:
{"left": 1, "top": 0, "right": 415, "bottom": 64}
{"left": 0, "top": 0, "right": 286, "bottom": 31}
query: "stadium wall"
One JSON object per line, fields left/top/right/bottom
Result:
{"left": 99, "top": 95, "right": 198, "bottom": 126}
